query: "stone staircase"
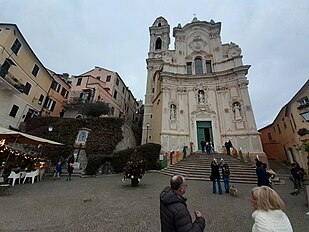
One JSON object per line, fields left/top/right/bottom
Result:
{"left": 160, "top": 153, "right": 259, "bottom": 184}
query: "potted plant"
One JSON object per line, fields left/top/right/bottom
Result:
{"left": 123, "top": 150, "right": 145, "bottom": 187}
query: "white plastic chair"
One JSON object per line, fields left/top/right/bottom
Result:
{"left": 20, "top": 171, "right": 26, "bottom": 182}
{"left": 8, "top": 171, "right": 21, "bottom": 186}
{"left": 23, "top": 169, "right": 40, "bottom": 184}
{"left": 39, "top": 168, "right": 45, "bottom": 181}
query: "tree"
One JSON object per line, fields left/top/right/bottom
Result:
{"left": 297, "top": 128, "right": 309, "bottom": 136}
{"left": 81, "top": 101, "right": 110, "bottom": 117}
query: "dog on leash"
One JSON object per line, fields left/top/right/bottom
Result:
{"left": 229, "top": 185, "right": 238, "bottom": 197}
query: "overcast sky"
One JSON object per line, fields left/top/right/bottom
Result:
{"left": 1, "top": 0, "right": 308, "bottom": 129}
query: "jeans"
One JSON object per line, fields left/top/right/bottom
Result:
{"left": 289, "top": 176, "right": 301, "bottom": 190}
{"left": 213, "top": 179, "right": 222, "bottom": 194}
{"left": 53, "top": 172, "right": 60, "bottom": 179}
{"left": 223, "top": 176, "right": 230, "bottom": 192}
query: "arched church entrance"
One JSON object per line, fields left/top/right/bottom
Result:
{"left": 197, "top": 121, "right": 213, "bottom": 151}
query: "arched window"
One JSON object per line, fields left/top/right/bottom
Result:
{"left": 155, "top": 38, "right": 162, "bottom": 50}
{"left": 170, "top": 104, "right": 177, "bottom": 120}
{"left": 158, "top": 22, "right": 162, "bottom": 27}
{"left": 195, "top": 57, "right": 203, "bottom": 74}
{"left": 198, "top": 90, "right": 205, "bottom": 104}
{"left": 75, "top": 114, "right": 83, "bottom": 119}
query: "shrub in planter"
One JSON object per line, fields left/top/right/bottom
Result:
{"left": 123, "top": 150, "right": 146, "bottom": 187}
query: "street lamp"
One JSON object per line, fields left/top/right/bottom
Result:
{"left": 146, "top": 123, "right": 150, "bottom": 143}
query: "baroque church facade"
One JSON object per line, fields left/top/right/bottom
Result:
{"left": 142, "top": 16, "right": 265, "bottom": 161}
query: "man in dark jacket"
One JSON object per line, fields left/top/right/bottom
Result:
{"left": 160, "top": 175, "right": 205, "bottom": 232}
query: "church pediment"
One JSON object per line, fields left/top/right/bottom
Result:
{"left": 185, "top": 50, "right": 212, "bottom": 60}
{"left": 191, "top": 106, "right": 216, "bottom": 117}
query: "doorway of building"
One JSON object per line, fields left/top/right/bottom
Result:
{"left": 287, "top": 147, "right": 296, "bottom": 163}
{"left": 197, "top": 121, "right": 213, "bottom": 151}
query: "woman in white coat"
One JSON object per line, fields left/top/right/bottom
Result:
{"left": 251, "top": 186, "right": 293, "bottom": 232}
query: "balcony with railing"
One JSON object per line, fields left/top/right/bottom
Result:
{"left": 297, "top": 102, "right": 309, "bottom": 110}
{"left": 0, "top": 65, "right": 24, "bottom": 93}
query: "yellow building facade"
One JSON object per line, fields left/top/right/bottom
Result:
{"left": 0, "top": 24, "right": 69, "bottom": 128}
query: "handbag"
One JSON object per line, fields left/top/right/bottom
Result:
{"left": 209, "top": 175, "right": 214, "bottom": 181}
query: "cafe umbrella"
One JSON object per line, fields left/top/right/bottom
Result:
{"left": 0, "top": 126, "right": 64, "bottom": 146}
{"left": 0, "top": 126, "right": 64, "bottom": 176}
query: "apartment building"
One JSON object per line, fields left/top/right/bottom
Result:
{"left": 45, "top": 70, "right": 71, "bottom": 117}
{"left": 259, "top": 80, "right": 309, "bottom": 171}
{"left": 0, "top": 24, "right": 53, "bottom": 128}
{"left": 0, "top": 24, "right": 70, "bottom": 129}
{"left": 67, "top": 66, "right": 139, "bottom": 122}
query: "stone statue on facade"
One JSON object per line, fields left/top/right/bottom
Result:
{"left": 198, "top": 91, "right": 205, "bottom": 104}
{"left": 170, "top": 104, "right": 177, "bottom": 120}
{"left": 233, "top": 103, "right": 242, "bottom": 120}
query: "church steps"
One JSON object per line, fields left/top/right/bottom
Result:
{"left": 165, "top": 166, "right": 257, "bottom": 176}
{"left": 160, "top": 153, "right": 259, "bottom": 184}
{"left": 160, "top": 170, "right": 257, "bottom": 184}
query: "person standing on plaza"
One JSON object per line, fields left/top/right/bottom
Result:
{"left": 226, "top": 140, "right": 233, "bottom": 155}
{"left": 53, "top": 161, "right": 62, "bottom": 180}
{"left": 160, "top": 175, "right": 205, "bottom": 232}
{"left": 289, "top": 162, "right": 302, "bottom": 195}
{"left": 205, "top": 141, "right": 211, "bottom": 154}
{"left": 200, "top": 139, "right": 206, "bottom": 153}
{"left": 209, "top": 141, "right": 215, "bottom": 154}
{"left": 256, "top": 160, "right": 270, "bottom": 187}
{"left": 251, "top": 186, "right": 293, "bottom": 232}
{"left": 220, "top": 158, "right": 230, "bottom": 193}
{"left": 211, "top": 158, "right": 222, "bottom": 195}
{"left": 66, "top": 155, "right": 74, "bottom": 181}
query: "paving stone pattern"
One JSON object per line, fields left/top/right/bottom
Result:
{"left": 0, "top": 173, "right": 308, "bottom": 232}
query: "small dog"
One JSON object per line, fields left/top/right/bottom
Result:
{"left": 229, "top": 185, "right": 238, "bottom": 197}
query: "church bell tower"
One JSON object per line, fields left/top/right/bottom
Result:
{"left": 148, "top": 16, "right": 170, "bottom": 56}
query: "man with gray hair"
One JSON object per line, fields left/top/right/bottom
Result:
{"left": 160, "top": 175, "right": 205, "bottom": 232}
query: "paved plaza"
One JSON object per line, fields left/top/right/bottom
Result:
{"left": 0, "top": 172, "right": 308, "bottom": 232}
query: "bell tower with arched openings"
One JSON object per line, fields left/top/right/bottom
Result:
{"left": 148, "top": 16, "right": 170, "bottom": 55}
{"left": 143, "top": 17, "right": 170, "bottom": 146}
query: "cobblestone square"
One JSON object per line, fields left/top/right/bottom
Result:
{"left": 0, "top": 173, "right": 308, "bottom": 232}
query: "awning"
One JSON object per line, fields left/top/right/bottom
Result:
{"left": 0, "top": 126, "right": 64, "bottom": 146}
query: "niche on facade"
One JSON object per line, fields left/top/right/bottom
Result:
{"left": 232, "top": 102, "right": 242, "bottom": 120}
{"left": 232, "top": 102, "right": 245, "bottom": 129}
{"left": 197, "top": 90, "right": 206, "bottom": 104}
{"left": 75, "top": 128, "right": 91, "bottom": 146}
{"left": 169, "top": 104, "right": 177, "bottom": 130}
{"left": 169, "top": 104, "right": 177, "bottom": 121}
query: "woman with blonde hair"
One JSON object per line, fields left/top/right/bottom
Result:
{"left": 251, "top": 186, "right": 293, "bottom": 232}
